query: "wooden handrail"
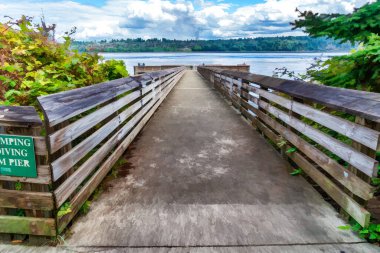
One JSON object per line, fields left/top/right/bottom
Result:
{"left": 199, "top": 67, "right": 380, "bottom": 123}
{"left": 38, "top": 67, "right": 185, "bottom": 127}
{"left": 0, "top": 66, "right": 186, "bottom": 238}
{"left": 198, "top": 65, "right": 380, "bottom": 227}
{"left": 0, "top": 106, "right": 42, "bottom": 127}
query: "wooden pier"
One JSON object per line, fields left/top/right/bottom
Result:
{"left": 0, "top": 66, "right": 379, "bottom": 252}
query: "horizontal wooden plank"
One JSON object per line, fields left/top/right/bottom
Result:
{"left": 0, "top": 215, "right": 56, "bottom": 236}
{"left": 48, "top": 90, "right": 141, "bottom": 153}
{"left": 57, "top": 69, "right": 184, "bottom": 233}
{"left": 236, "top": 96, "right": 372, "bottom": 227}
{"left": 258, "top": 99, "right": 378, "bottom": 177}
{"left": 162, "top": 71, "right": 182, "bottom": 87}
{"left": 201, "top": 65, "right": 250, "bottom": 72}
{"left": 240, "top": 100, "right": 257, "bottom": 122}
{"left": 38, "top": 67, "right": 184, "bottom": 127}
{"left": 0, "top": 165, "right": 51, "bottom": 184}
{"left": 160, "top": 71, "right": 178, "bottom": 83}
{"left": 251, "top": 107, "right": 375, "bottom": 200}
{"left": 0, "top": 188, "right": 54, "bottom": 211}
{"left": 52, "top": 70, "right": 184, "bottom": 182}
{"left": 252, "top": 87, "right": 380, "bottom": 151}
{"left": 240, "top": 107, "right": 255, "bottom": 122}
{"left": 38, "top": 69, "right": 183, "bottom": 127}
{"left": 214, "top": 76, "right": 376, "bottom": 201}
{"left": 288, "top": 151, "right": 370, "bottom": 227}
{"left": 239, "top": 90, "right": 376, "bottom": 199}
{"left": 247, "top": 112, "right": 371, "bottom": 227}
{"left": 134, "top": 65, "right": 190, "bottom": 75}
{"left": 199, "top": 67, "right": 380, "bottom": 123}
{"left": 0, "top": 106, "right": 42, "bottom": 127}
{"left": 54, "top": 91, "right": 160, "bottom": 207}
{"left": 51, "top": 97, "right": 148, "bottom": 182}
{"left": 38, "top": 78, "right": 140, "bottom": 127}
{"left": 253, "top": 117, "right": 280, "bottom": 143}
{"left": 146, "top": 68, "right": 181, "bottom": 80}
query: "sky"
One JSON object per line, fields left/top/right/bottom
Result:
{"left": 0, "top": 0, "right": 374, "bottom": 40}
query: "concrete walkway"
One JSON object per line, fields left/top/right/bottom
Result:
{"left": 7, "top": 70, "right": 375, "bottom": 252}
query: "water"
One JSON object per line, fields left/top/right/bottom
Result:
{"left": 100, "top": 52, "right": 348, "bottom": 76}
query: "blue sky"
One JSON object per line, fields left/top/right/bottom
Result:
{"left": 0, "top": 0, "right": 372, "bottom": 40}
{"left": 72, "top": 0, "right": 265, "bottom": 8}
{"left": 66, "top": 0, "right": 107, "bottom": 6}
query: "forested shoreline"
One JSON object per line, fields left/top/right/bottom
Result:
{"left": 72, "top": 36, "right": 351, "bottom": 53}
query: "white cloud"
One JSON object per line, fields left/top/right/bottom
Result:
{"left": 0, "top": 0, "right": 373, "bottom": 40}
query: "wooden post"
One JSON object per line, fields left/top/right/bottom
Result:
{"left": 210, "top": 72, "right": 215, "bottom": 89}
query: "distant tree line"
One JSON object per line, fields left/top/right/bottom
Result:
{"left": 71, "top": 36, "right": 351, "bottom": 53}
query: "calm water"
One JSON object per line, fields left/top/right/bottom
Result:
{"left": 100, "top": 52, "right": 347, "bottom": 76}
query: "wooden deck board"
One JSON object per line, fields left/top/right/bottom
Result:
{"left": 1, "top": 243, "right": 379, "bottom": 253}
{"left": 64, "top": 71, "right": 372, "bottom": 249}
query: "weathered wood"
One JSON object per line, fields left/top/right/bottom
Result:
{"left": 0, "top": 216, "right": 55, "bottom": 236}
{"left": 0, "top": 188, "right": 54, "bottom": 211}
{"left": 247, "top": 110, "right": 371, "bottom": 227}
{"left": 198, "top": 67, "right": 380, "bottom": 123}
{"left": 64, "top": 70, "right": 374, "bottom": 249}
{"left": 252, "top": 87, "right": 380, "bottom": 151}
{"left": 0, "top": 67, "right": 185, "bottom": 239}
{"left": 252, "top": 107, "right": 375, "bottom": 200}
{"left": 51, "top": 98, "right": 150, "bottom": 181}
{"left": 37, "top": 78, "right": 139, "bottom": 127}
{"left": 240, "top": 100, "right": 257, "bottom": 122}
{"left": 0, "top": 122, "right": 54, "bottom": 240}
{"left": 0, "top": 182, "right": 11, "bottom": 242}
{"left": 252, "top": 117, "right": 280, "bottom": 143}
{"left": 236, "top": 92, "right": 375, "bottom": 200}
{"left": 34, "top": 136, "right": 48, "bottom": 155}
{"left": 230, "top": 93, "right": 241, "bottom": 111}
{"left": 287, "top": 151, "right": 371, "bottom": 227}
{"left": 38, "top": 67, "right": 183, "bottom": 127}
{"left": 57, "top": 69, "right": 183, "bottom": 233}
{"left": 0, "top": 165, "right": 51, "bottom": 184}
{"left": 48, "top": 90, "right": 141, "bottom": 153}
{"left": 134, "top": 65, "right": 248, "bottom": 75}
{"left": 134, "top": 65, "right": 189, "bottom": 75}
{"left": 0, "top": 106, "right": 42, "bottom": 127}
{"left": 201, "top": 67, "right": 380, "bottom": 231}
{"left": 54, "top": 89, "right": 162, "bottom": 207}
{"left": 258, "top": 99, "right": 378, "bottom": 177}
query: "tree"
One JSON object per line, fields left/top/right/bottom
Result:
{"left": 292, "top": 2, "right": 380, "bottom": 92}
{"left": 0, "top": 16, "right": 129, "bottom": 106}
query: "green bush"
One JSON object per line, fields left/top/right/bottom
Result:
{"left": 99, "top": 59, "right": 129, "bottom": 80}
{"left": 0, "top": 16, "right": 129, "bottom": 107}
{"left": 292, "top": 2, "right": 380, "bottom": 92}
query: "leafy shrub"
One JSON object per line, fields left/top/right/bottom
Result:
{"left": 57, "top": 202, "right": 72, "bottom": 218}
{"left": 0, "top": 16, "right": 129, "bottom": 107}
{"left": 99, "top": 59, "right": 129, "bottom": 80}
{"left": 291, "top": 2, "right": 380, "bottom": 92}
{"left": 306, "top": 35, "right": 380, "bottom": 92}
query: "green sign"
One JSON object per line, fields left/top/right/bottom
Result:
{"left": 0, "top": 134, "right": 37, "bottom": 178}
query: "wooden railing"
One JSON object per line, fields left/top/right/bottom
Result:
{"left": 0, "top": 106, "right": 55, "bottom": 242}
{"left": 134, "top": 64, "right": 250, "bottom": 75}
{"left": 198, "top": 66, "right": 380, "bottom": 227}
{"left": 0, "top": 67, "right": 185, "bottom": 240}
